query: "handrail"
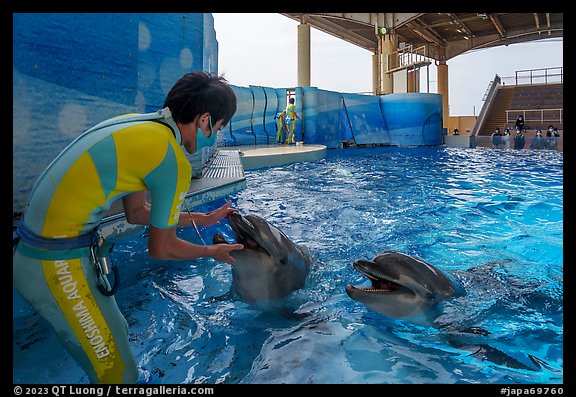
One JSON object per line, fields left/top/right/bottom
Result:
{"left": 385, "top": 45, "right": 430, "bottom": 73}
{"left": 505, "top": 108, "right": 563, "bottom": 124}
{"left": 501, "top": 66, "right": 563, "bottom": 86}
{"left": 472, "top": 74, "right": 501, "bottom": 136}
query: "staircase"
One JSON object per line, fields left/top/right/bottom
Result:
{"left": 478, "top": 86, "right": 515, "bottom": 136}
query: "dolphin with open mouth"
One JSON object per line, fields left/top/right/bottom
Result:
{"left": 346, "top": 250, "right": 465, "bottom": 325}
{"left": 213, "top": 212, "right": 311, "bottom": 304}
{"left": 345, "top": 250, "right": 562, "bottom": 373}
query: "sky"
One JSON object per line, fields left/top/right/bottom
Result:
{"left": 213, "top": 13, "right": 563, "bottom": 116}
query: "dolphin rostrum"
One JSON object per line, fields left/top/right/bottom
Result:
{"left": 213, "top": 212, "right": 311, "bottom": 304}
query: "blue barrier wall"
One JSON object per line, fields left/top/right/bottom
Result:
{"left": 302, "top": 88, "right": 344, "bottom": 148}
{"left": 249, "top": 85, "right": 269, "bottom": 144}
{"left": 343, "top": 93, "right": 391, "bottom": 145}
{"left": 227, "top": 87, "right": 443, "bottom": 150}
{"left": 227, "top": 86, "right": 255, "bottom": 146}
{"left": 381, "top": 93, "right": 443, "bottom": 146}
{"left": 262, "top": 87, "right": 279, "bottom": 140}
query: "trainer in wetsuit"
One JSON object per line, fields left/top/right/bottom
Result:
{"left": 13, "top": 71, "right": 244, "bottom": 384}
{"left": 274, "top": 110, "right": 288, "bottom": 143}
{"left": 285, "top": 97, "right": 300, "bottom": 144}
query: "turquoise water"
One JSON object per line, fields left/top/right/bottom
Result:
{"left": 13, "top": 146, "right": 563, "bottom": 384}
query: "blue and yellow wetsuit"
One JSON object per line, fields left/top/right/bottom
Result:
{"left": 13, "top": 110, "right": 191, "bottom": 383}
{"left": 286, "top": 103, "right": 298, "bottom": 143}
{"left": 275, "top": 111, "right": 287, "bottom": 143}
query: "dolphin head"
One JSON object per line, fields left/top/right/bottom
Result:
{"left": 214, "top": 213, "right": 310, "bottom": 303}
{"left": 346, "top": 251, "right": 462, "bottom": 322}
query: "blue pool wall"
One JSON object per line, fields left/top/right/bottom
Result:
{"left": 13, "top": 13, "right": 443, "bottom": 213}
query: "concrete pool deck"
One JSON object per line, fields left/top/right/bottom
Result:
{"left": 222, "top": 143, "right": 327, "bottom": 170}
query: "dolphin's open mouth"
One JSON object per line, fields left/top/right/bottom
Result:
{"left": 347, "top": 260, "right": 413, "bottom": 295}
{"left": 226, "top": 213, "right": 264, "bottom": 251}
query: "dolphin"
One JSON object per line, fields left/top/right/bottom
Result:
{"left": 345, "top": 251, "right": 560, "bottom": 372}
{"left": 213, "top": 212, "right": 311, "bottom": 304}
{"left": 345, "top": 251, "right": 465, "bottom": 325}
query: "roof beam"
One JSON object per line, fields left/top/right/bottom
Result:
{"left": 447, "top": 13, "right": 474, "bottom": 38}
{"left": 533, "top": 13, "right": 541, "bottom": 32}
{"left": 304, "top": 15, "right": 377, "bottom": 50}
{"left": 407, "top": 19, "right": 446, "bottom": 47}
{"left": 489, "top": 13, "right": 506, "bottom": 38}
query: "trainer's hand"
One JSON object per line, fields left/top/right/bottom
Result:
{"left": 200, "top": 200, "right": 239, "bottom": 227}
{"left": 208, "top": 243, "right": 244, "bottom": 263}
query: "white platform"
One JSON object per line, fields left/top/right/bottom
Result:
{"left": 224, "top": 143, "right": 327, "bottom": 170}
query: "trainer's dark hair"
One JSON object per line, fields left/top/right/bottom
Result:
{"left": 163, "top": 71, "right": 237, "bottom": 126}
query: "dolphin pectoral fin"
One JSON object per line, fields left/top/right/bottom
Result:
{"left": 528, "top": 354, "right": 563, "bottom": 375}
{"left": 442, "top": 326, "right": 491, "bottom": 336}
{"left": 448, "top": 339, "right": 539, "bottom": 371}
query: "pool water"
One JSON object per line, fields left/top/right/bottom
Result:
{"left": 13, "top": 146, "right": 563, "bottom": 384}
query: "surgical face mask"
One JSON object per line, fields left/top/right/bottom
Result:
{"left": 196, "top": 116, "right": 217, "bottom": 151}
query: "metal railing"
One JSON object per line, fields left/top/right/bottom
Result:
{"left": 386, "top": 45, "right": 430, "bottom": 73}
{"left": 501, "top": 67, "right": 563, "bottom": 86}
{"left": 506, "top": 109, "right": 563, "bottom": 125}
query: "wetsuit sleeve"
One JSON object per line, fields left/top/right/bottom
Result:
{"left": 143, "top": 142, "right": 192, "bottom": 229}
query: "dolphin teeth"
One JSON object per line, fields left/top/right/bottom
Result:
{"left": 356, "top": 286, "right": 393, "bottom": 293}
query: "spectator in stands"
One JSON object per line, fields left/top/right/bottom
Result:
{"left": 513, "top": 128, "right": 525, "bottom": 149}
{"left": 503, "top": 128, "right": 512, "bottom": 149}
{"left": 491, "top": 127, "right": 502, "bottom": 148}
{"left": 515, "top": 115, "right": 526, "bottom": 132}
{"left": 545, "top": 125, "right": 558, "bottom": 149}
{"left": 453, "top": 128, "right": 460, "bottom": 135}
{"left": 531, "top": 130, "right": 544, "bottom": 149}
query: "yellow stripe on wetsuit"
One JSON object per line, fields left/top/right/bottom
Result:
{"left": 41, "top": 121, "right": 191, "bottom": 238}
{"left": 42, "top": 258, "right": 125, "bottom": 383}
